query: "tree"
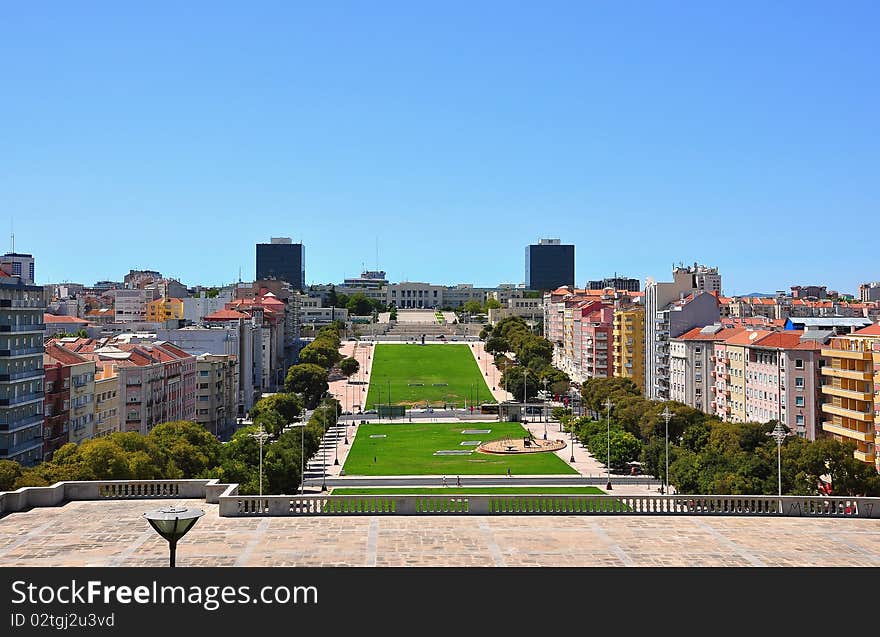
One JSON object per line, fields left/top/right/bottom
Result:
{"left": 485, "top": 298, "right": 502, "bottom": 310}
{"left": 339, "top": 357, "right": 360, "bottom": 378}
{"left": 298, "top": 337, "right": 342, "bottom": 369}
{"left": 585, "top": 427, "right": 642, "bottom": 473}
{"left": 251, "top": 393, "right": 303, "bottom": 423}
{"left": 0, "top": 459, "right": 23, "bottom": 491}
{"left": 346, "top": 293, "right": 374, "bottom": 316}
{"left": 463, "top": 300, "right": 483, "bottom": 314}
{"left": 484, "top": 336, "right": 509, "bottom": 356}
{"left": 285, "top": 364, "right": 329, "bottom": 409}
{"left": 501, "top": 366, "right": 539, "bottom": 401}
{"left": 148, "top": 421, "right": 223, "bottom": 478}
{"left": 389, "top": 306, "right": 398, "bottom": 321}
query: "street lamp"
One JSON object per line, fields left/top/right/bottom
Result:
{"left": 661, "top": 405, "right": 672, "bottom": 495}
{"left": 249, "top": 422, "right": 270, "bottom": 497}
{"left": 143, "top": 506, "right": 204, "bottom": 567}
{"left": 522, "top": 367, "right": 528, "bottom": 423}
{"left": 569, "top": 418, "right": 576, "bottom": 463}
{"left": 604, "top": 398, "right": 613, "bottom": 491}
{"left": 542, "top": 378, "right": 549, "bottom": 439}
{"left": 768, "top": 421, "right": 789, "bottom": 497}
{"left": 334, "top": 398, "right": 340, "bottom": 465}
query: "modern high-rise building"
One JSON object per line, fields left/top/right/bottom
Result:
{"left": 525, "top": 238, "right": 574, "bottom": 291}
{"left": 1, "top": 253, "right": 35, "bottom": 285}
{"left": 0, "top": 271, "right": 45, "bottom": 466}
{"left": 256, "top": 237, "right": 305, "bottom": 290}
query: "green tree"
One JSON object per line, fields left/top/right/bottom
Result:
{"left": 285, "top": 364, "right": 329, "bottom": 409}
{"left": 0, "top": 459, "right": 23, "bottom": 491}
{"left": 339, "top": 357, "right": 360, "bottom": 378}
{"left": 251, "top": 393, "right": 303, "bottom": 423}
{"left": 585, "top": 427, "right": 642, "bottom": 473}
{"left": 346, "top": 293, "right": 374, "bottom": 316}
{"left": 148, "top": 421, "right": 222, "bottom": 478}
{"left": 501, "top": 366, "right": 539, "bottom": 402}
{"left": 463, "top": 300, "right": 483, "bottom": 314}
{"left": 484, "top": 336, "right": 509, "bottom": 356}
{"left": 485, "top": 298, "right": 502, "bottom": 310}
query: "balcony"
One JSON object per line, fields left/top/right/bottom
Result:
{"left": 822, "top": 421, "right": 873, "bottom": 442}
{"left": 821, "top": 403, "right": 874, "bottom": 422}
{"left": 0, "top": 346, "right": 43, "bottom": 358}
{"left": 854, "top": 450, "right": 876, "bottom": 463}
{"left": 0, "top": 390, "right": 44, "bottom": 406}
{"left": 821, "top": 386, "right": 873, "bottom": 402}
{"left": 0, "top": 323, "right": 46, "bottom": 333}
{"left": 821, "top": 348, "right": 873, "bottom": 360}
{"left": 0, "top": 368, "right": 44, "bottom": 382}
{"left": 0, "top": 413, "right": 45, "bottom": 432}
{"left": 0, "top": 298, "right": 43, "bottom": 309}
{"left": 0, "top": 436, "right": 44, "bottom": 458}
{"left": 822, "top": 367, "right": 873, "bottom": 381}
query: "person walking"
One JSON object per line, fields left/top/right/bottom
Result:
{"left": 456, "top": 475, "right": 461, "bottom": 487}
{"left": 507, "top": 467, "right": 511, "bottom": 478}
{"left": 442, "top": 475, "right": 448, "bottom": 487}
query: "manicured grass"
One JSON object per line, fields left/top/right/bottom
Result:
{"left": 331, "top": 487, "right": 605, "bottom": 495}
{"left": 343, "top": 421, "right": 578, "bottom": 475}
{"left": 365, "top": 344, "right": 495, "bottom": 408}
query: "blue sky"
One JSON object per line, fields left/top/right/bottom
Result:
{"left": 2, "top": 2, "right": 877, "bottom": 296}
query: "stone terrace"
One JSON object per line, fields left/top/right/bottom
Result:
{"left": 2, "top": 499, "right": 880, "bottom": 567}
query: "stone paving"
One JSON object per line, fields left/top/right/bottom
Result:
{"left": 2, "top": 499, "right": 880, "bottom": 567}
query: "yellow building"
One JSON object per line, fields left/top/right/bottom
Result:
{"left": 94, "top": 364, "right": 119, "bottom": 437}
{"left": 145, "top": 297, "right": 184, "bottom": 322}
{"left": 612, "top": 307, "right": 645, "bottom": 393}
{"left": 821, "top": 324, "right": 880, "bottom": 470}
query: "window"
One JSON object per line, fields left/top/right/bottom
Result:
{"left": 796, "top": 414, "right": 805, "bottom": 425}
{"left": 795, "top": 377, "right": 804, "bottom": 389}
{"left": 795, "top": 396, "right": 804, "bottom": 407}
{"left": 795, "top": 359, "right": 804, "bottom": 369}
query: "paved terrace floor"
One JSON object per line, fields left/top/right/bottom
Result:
{"left": 2, "top": 499, "right": 880, "bottom": 567}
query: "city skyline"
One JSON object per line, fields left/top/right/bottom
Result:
{"left": 3, "top": 3, "right": 878, "bottom": 295}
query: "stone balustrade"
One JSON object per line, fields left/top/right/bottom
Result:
{"left": 2, "top": 480, "right": 877, "bottom": 519}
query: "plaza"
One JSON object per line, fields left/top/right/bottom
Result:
{"left": 2, "top": 498, "right": 880, "bottom": 567}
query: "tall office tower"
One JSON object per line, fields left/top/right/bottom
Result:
{"left": 525, "top": 238, "right": 574, "bottom": 291}
{"left": 256, "top": 237, "right": 305, "bottom": 290}
{"left": 1, "top": 253, "right": 35, "bottom": 285}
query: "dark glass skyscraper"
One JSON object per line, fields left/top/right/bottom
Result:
{"left": 525, "top": 239, "right": 574, "bottom": 291}
{"left": 256, "top": 238, "right": 305, "bottom": 290}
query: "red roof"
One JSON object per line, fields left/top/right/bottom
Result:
{"left": 44, "top": 343, "right": 89, "bottom": 366}
{"left": 204, "top": 309, "right": 250, "bottom": 321}
{"left": 44, "top": 314, "right": 88, "bottom": 324}
{"left": 852, "top": 323, "right": 880, "bottom": 336}
{"left": 724, "top": 330, "right": 772, "bottom": 346}
{"left": 752, "top": 331, "right": 805, "bottom": 349}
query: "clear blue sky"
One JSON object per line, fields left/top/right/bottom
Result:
{"left": 2, "top": 2, "right": 877, "bottom": 296}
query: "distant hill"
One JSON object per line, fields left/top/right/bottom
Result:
{"left": 740, "top": 292, "right": 776, "bottom": 297}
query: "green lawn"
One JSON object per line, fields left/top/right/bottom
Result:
{"left": 365, "top": 344, "right": 494, "bottom": 409}
{"left": 343, "top": 421, "right": 578, "bottom": 475}
{"left": 331, "top": 487, "right": 605, "bottom": 495}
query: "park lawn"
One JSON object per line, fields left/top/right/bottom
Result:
{"left": 343, "top": 421, "right": 578, "bottom": 475}
{"left": 331, "top": 487, "right": 605, "bottom": 495}
{"left": 365, "top": 344, "right": 494, "bottom": 409}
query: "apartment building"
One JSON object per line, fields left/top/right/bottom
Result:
{"left": 0, "top": 272, "right": 45, "bottom": 466}
{"left": 671, "top": 325, "right": 744, "bottom": 413}
{"left": 145, "top": 297, "right": 184, "bottom": 322}
{"left": 111, "top": 289, "right": 150, "bottom": 323}
{"left": 820, "top": 324, "right": 880, "bottom": 470}
{"left": 746, "top": 331, "right": 824, "bottom": 440}
{"left": 195, "top": 354, "right": 239, "bottom": 439}
{"left": 612, "top": 307, "right": 645, "bottom": 393}
{"left": 42, "top": 359, "right": 69, "bottom": 459}
{"left": 44, "top": 343, "right": 96, "bottom": 446}
{"left": 645, "top": 264, "right": 721, "bottom": 400}
{"left": 93, "top": 362, "right": 119, "bottom": 437}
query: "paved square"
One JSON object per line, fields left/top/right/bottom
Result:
{"left": 2, "top": 500, "right": 880, "bottom": 567}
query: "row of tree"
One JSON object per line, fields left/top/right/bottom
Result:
{"left": 481, "top": 316, "right": 569, "bottom": 400}
{"left": 566, "top": 377, "right": 880, "bottom": 496}
{"left": 324, "top": 288, "right": 386, "bottom": 316}
{"left": 286, "top": 322, "right": 358, "bottom": 408}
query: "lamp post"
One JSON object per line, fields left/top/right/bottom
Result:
{"left": 143, "top": 506, "right": 205, "bottom": 567}
{"left": 522, "top": 367, "right": 528, "bottom": 424}
{"left": 249, "top": 422, "right": 270, "bottom": 497}
{"left": 604, "top": 398, "right": 613, "bottom": 491}
{"left": 569, "top": 418, "right": 576, "bottom": 463}
{"left": 542, "top": 378, "right": 549, "bottom": 439}
{"left": 661, "top": 405, "right": 672, "bottom": 495}
{"left": 769, "top": 421, "right": 789, "bottom": 497}
{"left": 334, "top": 398, "right": 340, "bottom": 465}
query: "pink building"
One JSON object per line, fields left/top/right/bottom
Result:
{"left": 747, "top": 332, "right": 824, "bottom": 440}
{"left": 580, "top": 305, "right": 614, "bottom": 379}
